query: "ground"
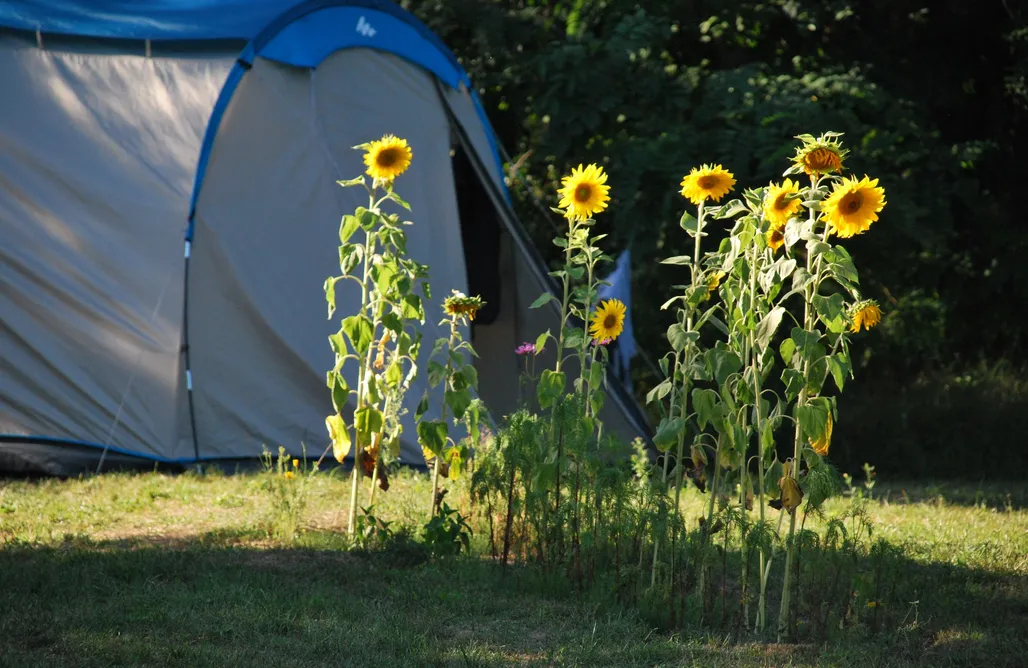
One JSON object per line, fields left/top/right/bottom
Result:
{"left": 1, "top": 466, "right": 1026, "bottom": 667}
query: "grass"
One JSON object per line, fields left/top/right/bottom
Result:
{"left": 1, "top": 465, "right": 1027, "bottom": 667}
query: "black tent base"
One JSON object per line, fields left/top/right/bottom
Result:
{"left": 0, "top": 438, "right": 430, "bottom": 479}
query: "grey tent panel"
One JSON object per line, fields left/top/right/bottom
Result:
{"left": 0, "top": 5, "right": 652, "bottom": 474}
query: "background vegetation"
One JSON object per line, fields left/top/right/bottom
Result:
{"left": 400, "top": 0, "right": 1028, "bottom": 479}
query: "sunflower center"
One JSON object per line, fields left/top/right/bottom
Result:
{"left": 841, "top": 192, "right": 864, "bottom": 214}
{"left": 806, "top": 148, "right": 841, "bottom": 172}
{"left": 575, "top": 184, "right": 593, "bottom": 203}
{"left": 774, "top": 193, "right": 790, "bottom": 211}
{"left": 376, "top": 148, "right": 400, "bottom": 168}
{"left": 603, "top": 314, "right": 617, "bottom": 329}
{"left": 698, "top": 175, "right": 718, "bottom": 189}
{"left": 771, "top": 228, "right": 784, "bottom": 242}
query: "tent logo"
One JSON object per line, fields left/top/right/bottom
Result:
{"left": 355, "top": 16, "right": 376, "bottom": 38}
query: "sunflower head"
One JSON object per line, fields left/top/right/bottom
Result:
{"left": 767, "top": 226, "right": 786, "bottom": 252}
{"left": 849, "top": 299, "right": 882, "bottom": 333}
{"left": 557, "top": 163, "right": 611, "bottom": 221}
{"left": 764, "top": 178, "right": 804, "bottom": 229}
{"left": 443, "top": 290, "right": 486, "bottom": 322}
{"left": 680, "top": 163, "right": 736, "bottom": 205}
{"left": 822, "top": 175, "right": 887, "bottom": 238}
{"left": 789, "top": 132, "right": 848, "bottom": 177}
{"left": 358, "top": 134, "right": 413, "bottom": 182}
{"left": 811, "top": 413, "right": 833, "bottom": 457}
{"left": 704, "top": 271, "right": 725, "bottom": 301}
{"left": 589, "top": 298, "right": 626, "bottom": 343}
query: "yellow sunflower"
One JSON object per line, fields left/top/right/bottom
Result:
{"left": 557, "top": 163, "right": 611, "bottom": 220}
{"left": 361, "top": 134, "right": 412, "bottom": 182}
{"left": 443, "top": 290, "right": 486, "bottom": 321}
{"left": 790, "top": 133, "right": 848, "bottom": 177}
{"left": 589, "top": 298, "right": 626, "bottom": 342}
{"left": 767, "top": 226, "right": 786, "bottom": 252}
{"left": 849, "top": 299, "right": 882, "bottom": 333}
{"left": 811, "top": 413, "right": 833, "bottom": 456}
{"left": 764, "top": 178, "right": 803, "bottom": 228}
{"left": 821, "top": 175, "right": 886, "bottom": 238}
{"left": 679, "top": 163, "right": 736, "bottom": 205}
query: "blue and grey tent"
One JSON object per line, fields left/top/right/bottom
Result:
{"left": 0, "top": 0, "right": 652, "bottom": 475}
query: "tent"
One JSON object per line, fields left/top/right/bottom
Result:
{"left": 0, "top": 0, "right": 653, "bottom": 476}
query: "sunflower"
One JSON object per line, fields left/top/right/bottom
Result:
{"left": 849, "top": 299, "right": 882, "bottom": 333}
{"left": 764, "top": 178, "right": 804, "bottom": 228}
{"left": 443, "top": 290, "right": 486, "bottom": 321}
{"left": 557, "top": 163, "right": 611, "bottom": 220}
{"left": 790, "top": 133, "right": 848, "bottom": 177}
{"left": 811, "top": 413, "right": 833, "bottom": 456}
{"left": 361, "top": 134, "right": 412, "bottom": 182}
{"left": 680, "top": 164, "right": 736, "bottom": 205}
{"left": 767, "top": 226, "right": 786, "bottom": 252}
{"left": 821, "top": 175, "right": 886, "bottom": 238}
{"left": 589, "top": 298, "right": 626, "bottom": 342}
{"left": 704, "top": 271, "right": 725, "bottom": 301}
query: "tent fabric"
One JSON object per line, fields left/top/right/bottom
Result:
{"left": 185, "top": 51, "right": 466, "bottom": 462}
{"left": 0, "top": 38, "right": 233, "bottom": 461}
{"left": 0, "top": 0, "right": 653, "bottom": 474}
{"left": 0, "top": 0, "right": 409, "bottom": 41}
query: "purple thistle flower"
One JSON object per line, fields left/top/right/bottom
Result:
{"left": 515, "top": 342, "right": 536, "bottom": 356}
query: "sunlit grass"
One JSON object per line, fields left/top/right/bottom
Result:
{"left": 1, "top": 468, "right": 1026, "bottom": 667}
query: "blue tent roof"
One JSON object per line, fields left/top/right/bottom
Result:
{"left": 0, "top": 0, "right": 308, "bottom": 40}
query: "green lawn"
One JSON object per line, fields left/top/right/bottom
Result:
{"left": 1, "top": 467, "right": 1026, "bottom": 667}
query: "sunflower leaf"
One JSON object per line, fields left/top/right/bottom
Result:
{"left": 530, "top": 292, "right": 557, "bottom": 309}
{"left": 660, "top": 255, "right": 693, "bottom": 265}
{"left": 646, "top": 379, "right": 673, "bottom": 404}
{"left": 755, "top": 306, "right": 787, "bottom": 348}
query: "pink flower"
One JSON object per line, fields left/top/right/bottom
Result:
{"left": 515, "top": 342, "right": 536, "bottom": 356}
{"left": 593, "top": 337, "right": 612, "bottom": 346}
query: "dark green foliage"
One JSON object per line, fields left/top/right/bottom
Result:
{"left": 402, "top": 0, "right": 1028, "bottom": 476}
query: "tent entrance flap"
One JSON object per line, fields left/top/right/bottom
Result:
{"left": 184, "top": 50, "right": 467, "bottom": 463}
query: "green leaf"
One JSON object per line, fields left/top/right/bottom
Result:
{"left": 780, "top": 338, "right": 796, "bottom": 366}
{"left": 537, "top": 369, "right": 566, "bottom": 410}
{"left": 358, "top": 208, "right": 378, "bottom": 231}
{"left": 588, "top": 358, "right": 604, "bottom": 389}
{"left": 381, "top": 311, "right": 403, "bottom": 335}
{"left": 324, "top": 277, "right": 338, "bottom": 319}
{"left": 590, "top": 388, "right": 605, "bottom": 416}
{"left": 329, "top": 332, "right": 347, "bottom": 356}
{"left": 339, "top": 214, "right": 361, "bottom": 244}
{"left": 667, "top": 323, "right": 699, "bottom": 352}
{"left": 354, "top": 405, "right": 383, "bottom": 446}
{"left": 680, "top": 211, "right": 702, "bottom": 235}
{"left": 342, "top": 314, "right": 374, "bottom": 355}
{"left": 645, "top": 379, "right": 673, "bottom": 404}
{"left": 366, "top": 373, "right": 383, "bottom": 405}
{"left": 530, "top": 292, "right": 557, "bottom": 309}
{"left": 827, "top": 352, "right": 851, "bottom": 391}
{"left": 814, "top": 293, "right": 848, "bottom": 334}
{"left": 414, "top": 392, "right": 429, "bottom": 421}
{"left": 445, "top": 389, "right": 472, "bottom": 420}
{"left": 797, "top": 398, "right": 831, "bottom": 443}
{"left": 336, "top": 176, "right": 365, "bottom": 188}
{"left": 806, "top": 356, "right": 828, "bottom": 396}
{"left": 427, "top": 361, "right": 447, "bottom": 388}
{"left": 385, "top": 360, "right": 403, "bottom": 386}
{"left": 660, "top": 255, "right": 693, "bottom": 266}
{"left": 330, "top": 372, "right": 350, "bottom": 412}
{"left": 692, "top": 388, "right": 721, "bottom": 430}
{"left": 781, "top": 368, "right": 805, "bottom": 402}
{"left": 705, "top": 346, "right": 743, "bottom": 387}
{"left": 567, "top": 266, "right": 585, "bottom": 281}
{"left": 460, "top": 365, "right": 479, "bottom": 391}
{"left": 755, "top": 306, "right": 786, "bottom": 349}
{"left": 564, "top": 326, "right": 585, "bottom": 350}
{"left": 534, "top": 330, "right": 552, "bottom": 354}
{"left": 386, "top": 189, "right": 411, "bottom": 211}
{"left": 326, "top": 413, "right": 351, "bottom": 463}
{"left": 791, "top": 327, "right": 826, "bottom": 364}
{"left": 401, "top": 294, "right": 423, "bottom": 321}
{"left": 653, "top": 416, "right": 684, "bottom": 452}
{"left": 417, "top": 419, "right": 448, "bottom": 457}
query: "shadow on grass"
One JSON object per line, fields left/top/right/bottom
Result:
{"left": 1, "top": 530, "right": 1026, "bottom": 668}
